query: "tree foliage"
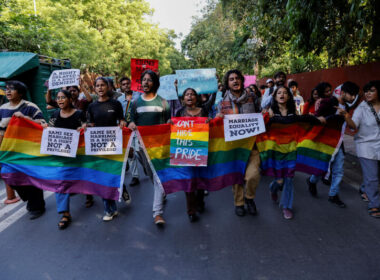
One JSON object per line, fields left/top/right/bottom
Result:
{"left": 0, "top": 0, "right": 189, "bottom": 76}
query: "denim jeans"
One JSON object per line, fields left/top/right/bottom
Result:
{"left": 103, "top": 199, "right": 117, "bottom": 214}
{"left": 270, "top": 177, "right": 294, "bottom": 209}
{"left": 310, "top": 146, "right": 344, "bottom": 196}
{"left": 56, "top": 193, "right": 70, "bottom": 213}
{"left": 358, "top": 157, "right": 380, "bottom": 209}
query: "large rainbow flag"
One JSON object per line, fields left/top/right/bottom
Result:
{"left": 137, "top": 118, "right": 255, "bottom": 194}
{"left": 256, "top": 115, "right": 344, "bottom": 178}
{"left": 0, "top": 117, "right": 131, "bottom": 200}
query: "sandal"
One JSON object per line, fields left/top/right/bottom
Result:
{"left": 85, "top": 195, "right": 94, "bottom": 208}
{"left": 368, "top": 208, "right": 380, "bottom": 218}
{"left": 58, "top": 215, "right": 72, "bottom": 230}
{"left": 361, "top": 193, "right": 369, "bottom": 202}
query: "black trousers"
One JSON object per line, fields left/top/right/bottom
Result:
{"left": 11, "top": 185, "right": 45, "bottom": 212}
{"left": 185, "top": 190, "right": 205, "bottom": 215}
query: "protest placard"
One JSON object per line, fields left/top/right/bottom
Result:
{"left": 176, "top": 68, "right": 218, "bottom": 96}
{"left": 244, "top": 75, "right": 256, "bottom": 88}
{"left": 48, "top": 69, "right": 80, "bottom": 90}
{"left": 40, "top": 127, "right": 80, "bottom": 158}
{"left": 170, "top": 117, "right": 209, "bottom": 167}
{"left": 130, "top": 58, "right": 159, "bottom": 92}
{"left": 223, "top": 113, "right": 265, "bottom": 142}
{"left": 85, "top": 127, "right": 123, "bottom": 155}
{"left": 157, "top": 74, "right": 178, "bottom": 100}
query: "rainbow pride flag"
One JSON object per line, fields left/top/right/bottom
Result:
{"left": 0, "top": 117, "right": 131, "bottom": 200}
{"left": 138, "top": 118, "right": 255, "bottom": 194}
{"left": 256, "top": 115, "right": 344, "bottom": 178}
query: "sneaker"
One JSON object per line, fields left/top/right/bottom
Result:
{"left": 306, "top": 177, "right": 317, "bottom": 197}
{"left": 282, "top": 208, "right": 293, "bottom": 220}
{"left": 122, "top": 185, "right": 131, "bottom": 205}
{"left": 328, "top": 195, "right": 346, "bottom": 208}
{"left": 129, "top": 177, "right": 140, "bottom": 187}
{"left": 154, "top": 215, "right": 165, "bottom": 225}
{"left": 103, "top": 211, "right": 118, "bottom": 221}
{"left": 244, "top": 198, "right": 257, "bottom": 215}
{"left": 235, "top": 206, "right": 246, "bottom": 217}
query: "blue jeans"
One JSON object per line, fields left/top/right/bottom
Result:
{"left": 103, "top": 199, "right": 117, "bottom": 214}
{"left": 56, "top": 193, "right": 70, "bottom": 213}
{"left": 358, "top": 157, "right": 380, "bottom": 209}
{"left": 270, "top": 178, "right": 294, "bottom": 209}
{"left": 310, "top": 146, "right": 344, "bottom": 196}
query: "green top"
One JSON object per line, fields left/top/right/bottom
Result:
{"left": 130, "top": 94, "right": 170, "bottom": 126}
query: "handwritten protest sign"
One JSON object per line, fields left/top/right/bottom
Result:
{"left": 170, "top": 117, "right": 209, "bottom": 166}
{"left": 223, "top": 113, "right": 265, "bottom": 142}
{"left": 85, "top": 127, "right": 123, "bottom": 155}
{"left": 40, "top": 127, "right": 80, "bottom": 158}
{"left": 157, "top": 74, "right": 178, "bottom": 100}
{"left": 131, "top": 58, "right": 159, "bottom": 92}
{"left": 176, "top": 68, "right": 218, "bottom": 96}
{"left": 48, "top": 69, "right": 80, "bottom": 90}
{"left": 244, "top": 75, "right": 256, "bottom": 88}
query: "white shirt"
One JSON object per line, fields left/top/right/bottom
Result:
{"left": 352, "top": 101, "right": 380, "bottom": 160}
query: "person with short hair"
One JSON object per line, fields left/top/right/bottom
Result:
{"left": 217, "top": 69, "right": 261, "bottom": 217}
{"left": 261, "top": 71, "right": 287, "bottom": 109}
{"left": 0, "top": 81, "right": 47, "bottom": 219}
{"left": 346, "top": 81, "right": 380, "bottom": 218}
{"left": 307, "top": 81, "right": 360, "bottom": 207}
{"left": 288, "top": 80, "right": 304, "bottom": 114}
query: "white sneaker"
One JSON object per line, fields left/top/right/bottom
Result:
{"left": 102, "top": 211, "right": 118, "bottom": 221}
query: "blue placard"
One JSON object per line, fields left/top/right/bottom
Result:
{"left": 157, "top": 74, "right": 178, "bottom": 100}
{"left": 176, "top": 68, "right": 218, "bottom": 96}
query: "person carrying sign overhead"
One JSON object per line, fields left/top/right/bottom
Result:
{"left": 216, "top": 69, "right": 261, "bottom": 217}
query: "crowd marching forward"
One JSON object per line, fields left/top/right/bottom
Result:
{"left": 0, "top": 68, "right": 379, "bottom": 230}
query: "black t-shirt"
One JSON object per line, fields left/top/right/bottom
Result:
{"left": 50, "top": 110, "right": 85, "bottom": 130}
{"left": 87, "top": 99, "right": 124, "bottom": 127}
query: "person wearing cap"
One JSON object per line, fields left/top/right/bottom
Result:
{"left": 261, "top": 72, "right": 287, "bottom": 110}
{"left": 266, "top": 79, "right": 274, "bottom": 89}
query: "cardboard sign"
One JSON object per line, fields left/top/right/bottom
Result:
{"left": 85, "top": 127, "right": 123, "bottom": 155}
{"left": 131, "top": 58, "right": 159, "bottom": 92}
{"left": 40, "top": 127, "right": 80, "bottom": 158}
{"left": 244, "top": 75, "right": 256, "bottom": 88}
{"left": 223, "top": 113, "right": 265, "bottom": 141}
{"left": 170, "top": 117, "right": 209, "bottom": 167}
{"left": 48, "top": 69, "right": 80, "bottom": 89}
{"left": 157, "top": 74, "right": 178, "bottom": 100}
{"left": 176, "top": 68, "right": 218, "bottom": 96}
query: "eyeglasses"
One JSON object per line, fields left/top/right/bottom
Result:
{"left": 5, "top": 87, "right": 15, "bottom": 91}
{"left": 56, "top": 96, "right": 67, "bottom": 100}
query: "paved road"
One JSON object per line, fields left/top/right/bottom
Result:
{"left": 0, "top": 168, "right": 379, "bottom": 280}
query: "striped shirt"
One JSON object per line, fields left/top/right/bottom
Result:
{"left": 0, "top": 100, "right": 45, "bottom": 135}
{"left": 130, "top": 94, "right": 170, "bottom": 126}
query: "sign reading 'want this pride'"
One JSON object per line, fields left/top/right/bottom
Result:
{"left": 170, "top": 117, "right": 209, "bottom": 167}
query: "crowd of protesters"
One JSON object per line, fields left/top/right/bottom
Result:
{"left": 0, "top": 68, "right": 379, "bottom": 230}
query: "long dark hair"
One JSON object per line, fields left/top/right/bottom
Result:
{"left": 315, "top": 82, "right": 332, "bottom": 98}
{"left": 271, "top": 86, "right": 296, "bottom": 115}
{"left": 308, "top": 88, "right": 318, "bottom": 105}
{"left": 223, "top": 69, "right": 244, "bottom": 91}
{"left": 141, "top": 70, "right": 160, "bottom": 93}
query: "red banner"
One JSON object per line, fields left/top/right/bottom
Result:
{"left": 131, "top": 58, "right": 159, "bottom": 92}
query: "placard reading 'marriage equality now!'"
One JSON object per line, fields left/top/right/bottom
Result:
{"left": 40, "top": 127, "right": 80, "bottom": 158}
{"left": 84, "top": 127, "right": 123, "bottom": 155}
{"left": 170, "top": 117, "right": 209, "bottom": 167}
{"left": 223, "top": 113, "right": 265, "bottom": 142}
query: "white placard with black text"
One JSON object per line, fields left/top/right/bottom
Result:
{"left": 223, "top": 113, "right": 265, "bottom": 142}
{"left": 40, "top": 127, "right": 80, "bottom": 158}
{"left": 48, "top": 69, "right": 80, "bottom": 89}
{"left": 84, "top": 127, "right": 123, "bottom": 155}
